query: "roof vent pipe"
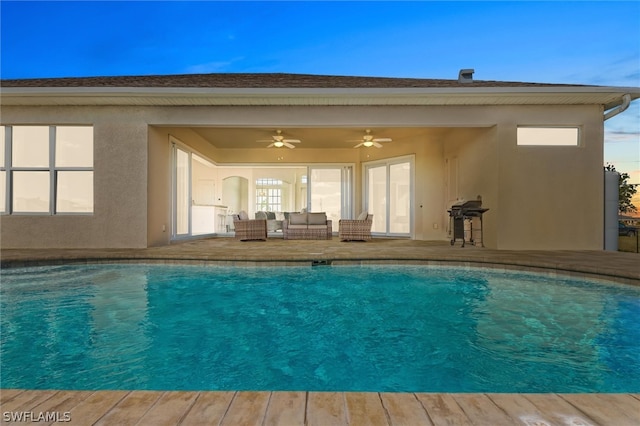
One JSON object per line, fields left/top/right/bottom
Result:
{"left": 604, "top": 94, "right": 631, "bottom": 120}
{"left": 458, "top": 69, "right": 475, "bottom": 83}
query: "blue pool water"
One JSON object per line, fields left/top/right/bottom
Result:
{"left": 1, "top": 264, "right": 639, "bottom": 393}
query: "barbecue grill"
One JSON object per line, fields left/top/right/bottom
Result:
{"left": 448, "top": 200, "right": 489, "bottom": 247}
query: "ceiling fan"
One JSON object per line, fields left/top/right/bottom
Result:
{"left": 257, "top": 130, "right": 301, "bottom": 149}
{"left": 349, "top": 129, "right": 392, "bottom": 148}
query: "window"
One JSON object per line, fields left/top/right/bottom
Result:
{"left": 517, "top": 127, "right": 580, "bottom": 146}
{"left": 1, "top": 125, "right": 93, "bottom": 214}
{"left": 256, "top": 178, "right": 282, "bottom": 212}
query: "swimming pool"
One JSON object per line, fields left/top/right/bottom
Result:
{"left": 1, "top": 264, "right": 639, "bottom": 393}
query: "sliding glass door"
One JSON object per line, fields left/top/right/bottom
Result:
{"left": 365, "top": 157, "right": 413, "bottom": 237}
{"left": 173, "top": 146, "right": 190, "bottom": 238}
{"left": 171, "top": 142, "right": 218, "bottom": 240}
{"left": 308, "top": 166, "right": 352, "bottom": 232}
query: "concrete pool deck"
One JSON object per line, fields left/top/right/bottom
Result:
{"left": 1, "top": 237, "right": 639, "bottom": 425}
{"left": 2, "top": 237, "right": 639, "bottom": 284}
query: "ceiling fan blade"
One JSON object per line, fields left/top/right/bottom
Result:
{"left": 283, "top": 142, "right": 296, "bottom": 149}
{"left": 373, "top": 141, "right": 383, "bottom": 148}
{"left": 282, "top": 139, "right": 301, "bottom": 143}
{"left": 257, "top": 139, "right": 274, "bottom": 143}
{"left": 373, "top": 138, "right": 392, "bottom": 142}
{"left": 266, "top": 143, "right": 276, "bottom": 148}
{"left": 353, "top": 142, "right": 365, "bottom": 148}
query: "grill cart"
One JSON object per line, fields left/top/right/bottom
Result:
{"left": 448, "top": 200, "right": 489, "bottom": 247}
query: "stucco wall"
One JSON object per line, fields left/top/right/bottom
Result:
{"left": 493, "top": 105, "right": 604, "bottom": 249}
{"left": 2, "top": 104, "right": 606, "bottom": 250}
{"left": 1, "top": 106, "right": 148, "bottom": 248}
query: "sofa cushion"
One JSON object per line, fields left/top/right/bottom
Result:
{"left": 357, "top": 211, "right": 368, "bottom": 220}
{"left": 307, "top": 224, "right": 328, "bottom": 230}
{"left": 238, "top": 210, "right": 249, "bottom": 220}
{"left": 308, "top": 212, "right": 327, "bottom": 225}
{"left": 288, "top": 224, "right": 308, "bottom": 230}
{"left": 289, "top": 213, "right": 307, "bottom": 225}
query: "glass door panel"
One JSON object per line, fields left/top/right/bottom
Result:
{"left": 367, "top": 165, "right": 387, "bottom": 233}
{"left": 174, "top": 147, "right": 190, "bottom": 237}
{"left": 309, "top": 168, "right": 341, "bottom": 232}
{"left": 308, "top": 166, "right": 352, "bottom": 232}
{"left": 390, "top": 162, "right": 411, "bottom": 234}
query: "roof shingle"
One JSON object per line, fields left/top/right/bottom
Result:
{"left": 0, "top": 72, "right": 587, "bottom": 89}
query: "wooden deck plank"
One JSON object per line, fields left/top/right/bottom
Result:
{"left": 94, "top": 390, "right": 161, "bottom": 426}
{"left": 0, "top": 390, "right": 57, "bottom": 413}
{"left": 263, "top": 391, "right": 306, "bottom": 426}
{"left": 523, "top": 394, "right": 599, "bottom": 426}
{"left": 306, "top": 392, "right": 347, "bottom": 426}
{"left": 65, "top": 391, "right": 128, "bottom": 425}
{"left": 380, "top": 392, "right": 433, "bottom": 426}
{"left": 133, "top": 391, "right": 198, "bottom": 426}
{"left": 344, "top": 392, "right": 389, "bottom": 426}
{"left": 453, "top": 394, "right": 515, "bottom": 426}
{"left": 561, "top": 394, "right": 640, "bottom": 426}
{"left": 219, "top": 391, "right": 270, "bottom": 426}
{"left": 415, "top": 393, "right": 472, "bottom": 426}
{"left": 30, "top": 390, "right": 92, "bottom": 423}
{"left": 592, "top": 394, "right": 640, "bottom": 422}
{"left": 488, "top": 394, "right": 555, "bottom": 426}
{"left": 0, "top": 389, "right": 24, "bottom": 404}
{"left": 180, "top": 391, "right": 235, "bottom": 426}
{"left": 1, "top": 390, "right": 638, "bottom": 426}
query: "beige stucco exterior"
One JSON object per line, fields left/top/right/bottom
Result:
{"left": 0, "top": 101, "right": 610, "bottom": 250}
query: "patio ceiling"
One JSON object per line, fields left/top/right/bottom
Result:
{"left": 184, "top": 126, "right": 458, "bottom": 149}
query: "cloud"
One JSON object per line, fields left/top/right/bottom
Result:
{"left": 605, "top": 130, "right": 640, "bottom": 143}
{"left": 184, "top": 58, "right": 245, "bottom": 74}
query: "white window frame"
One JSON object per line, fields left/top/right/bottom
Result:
{"left": 1, "top": 125, "right": 94, "bottom": 215}
{"left": 256, "top": 178, "right": 283, "bottom": 212}
{"left": 517, "top": 126, "right": 581, "bottom": 146}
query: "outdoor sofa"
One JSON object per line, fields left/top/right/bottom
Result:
{"left": 282, "top": 212, "right": 332, "bottom": 240}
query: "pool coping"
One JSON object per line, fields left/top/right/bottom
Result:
{"left": 1, "top": 389, "right": 639, "bottom": 425}
{"left": 2, "top": 254, "right": 639, "bottom": 286}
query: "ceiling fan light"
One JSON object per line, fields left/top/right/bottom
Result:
{"left": 274, "top": 141, "right": 284, "bottom": 148}
{"left": 363, "top": 141, "right": 374, "bottom": 147}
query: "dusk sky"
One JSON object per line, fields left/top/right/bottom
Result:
{"left": 2, "top": 1, "right": 638, "bottom": 194}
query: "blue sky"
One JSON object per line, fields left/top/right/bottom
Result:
{"left": 1, "top": 1, "right": 639, "bottom": 187}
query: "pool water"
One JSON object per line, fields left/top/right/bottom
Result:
{"left": 1, "top": 264, "right": 639, "bottom": 393}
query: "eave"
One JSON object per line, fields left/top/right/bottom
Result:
{"left": 1, "top": 86, "right": 638, "bottom": 109}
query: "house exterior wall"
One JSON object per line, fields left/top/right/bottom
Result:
{"left": 1, "top": 106, "right": 148, "bottom": 248}
{"left": 493, "top": 105, "right": 604, "bottom": 249}
{"left": 1, "top": 103, "right": 605, "bottom": 250}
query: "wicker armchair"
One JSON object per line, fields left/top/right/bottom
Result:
{"left": 339, "top": 214, "right": 373, "bottom": 241}
{"left": 233, "top": 211, "right": 267, "bottom": 241}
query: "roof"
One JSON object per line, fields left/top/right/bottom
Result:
{"left": 1, "top": 72, "right": 638, "bottom": 109}
{"left": 0, "top": 73, "right": 588, "bottom": 89}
